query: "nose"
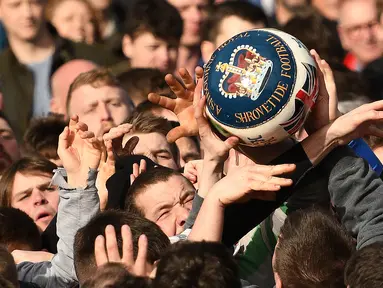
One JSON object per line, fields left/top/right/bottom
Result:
{"left": 157, "top": 46, "right": 170, "bottom": 69}
{"left": 32, "top": 189, "right": 48, "bottom": 206}
{"left": 99, "top": 103, "right": 112, "bottom": 121}
{"left": 175, "top": 206, "right": 189, "bottom": 229}
{"left": 21, "top": 1, "right": 33, "bottom": 18}
{"left": 190, "top": 5, "right": 203, "bottom": 23}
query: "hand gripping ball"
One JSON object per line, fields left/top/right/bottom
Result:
{"left": 203, "top": 28, "right": 319, "bottom": 147}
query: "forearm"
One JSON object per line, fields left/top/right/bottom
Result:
{"left": 188, "top": 190, "right": 225, "bottom": 242}
{"left": 198, "top": 157, "right": 224, "bottom": 198}
{"left": 300, "top": 124, "right": 339, "bottom": 167}
{"left": 53, "top": 168, "right": 99, "bottom": 281}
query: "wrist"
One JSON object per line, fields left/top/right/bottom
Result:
{"left": 67, "top": 167, "right": 91, "bottom": 189}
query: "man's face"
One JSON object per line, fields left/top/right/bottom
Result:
{"left": 87, "top": 0, "right": 111, "bottom": 11}
{"left": 0, "top": 0, "right": 45, "bottom": 41}
{"left": 202, "top": 15, "right": 265, "bottom": 63}
{"left": 123, "top": 32, "right": 178, "bottom": 74}
{"left": 135, "top": 175, "right": 195, "bottom": 236}
{"left": 338, "top": 0, "right": 382, "bottom": 66}
{"left": 167, "top": 0, "right": 208, "bottom": 46}
{"left": 123, "top": 132, "right": 179, "bottom": 170}
{"left": 0, "top": 118, "right": 20, "bottom": 174}
{"left": 11, "top": 172, "right": 59, "bottom": 232}
{"left": 69, "top": 85, "right": 132, "bottom": 136}
{"left": 176, "top": 137, "right": 200, "bottom": 167}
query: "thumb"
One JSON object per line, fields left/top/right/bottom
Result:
{"left": 224, "top": 136, "right": 240, "bottom": 150}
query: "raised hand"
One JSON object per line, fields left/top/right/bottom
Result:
{"left": 95, "top": 225, "right": 149, "bottom": 277}
{"left": 183, "top": 159, "right": 203, "bottom": 185}
{"left": 211, "top": 163, "right": 296, "bottom": 206}
{"left": 130, "top": 159, "right": 147, "bottom": 184}
{"left": 195, "top": 79, "right": 240, "bottom": 162}
{"left": 327, "top": 100, "right": 383, "bottom": 146}
{"left": 148, "top": 67, "right": 203, "bottom": 142}
{"left": 103, "top": 123, "right": 138, "bottom": 159}
{"left": 96, "top": 140, "right": 115, "bottom": 210}
{"left": 57, "top": 115, "right": 103, "bottom": 188}
{"left": 305, "top": 50, "right": 341, "bottom": 134}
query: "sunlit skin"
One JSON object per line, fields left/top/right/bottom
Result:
{"left": 11, "top": 173, "right": 59, "bottom": 232}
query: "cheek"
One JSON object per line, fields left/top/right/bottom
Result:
{"left": 157, "top": 219, "right": 175, "bottom": 237}
{"left": 111, "top": 107, "right": 129, "bottom": 125}
{"left": 46, "top": 192, "right": 59, "bottom": 212}
{"left": 12, "top": 201, "right": 32, "bottom": 217}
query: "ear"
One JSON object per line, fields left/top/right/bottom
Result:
{"left": 275, "top": 272, "right": 283, "bottom": 288}
{"left": 337, "top": 26, "right": 350, "bottom": 50}
{"left": 122, "top": 35, "right": 134, "bottom": 59}
{"left": 201, "top": 40, "right": 216, "bottom": 64}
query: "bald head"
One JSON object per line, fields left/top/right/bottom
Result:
{"left": 51, "top": 60, "right": 99, "bottom": 116}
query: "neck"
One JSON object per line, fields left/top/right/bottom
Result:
{"left": 275, "top": 3, "right": 294, "bottom": 26}
{"left": 98, "top": 8, "right": 113, "bottom": 37}
{"left": 238, "top": 138, "right": 296, "bottom": 164}
{"left": 177, "top": 45, "right": 201, "bottom": 72}
{"left": 8, "top": 27, "right": 55, "bottom": 64}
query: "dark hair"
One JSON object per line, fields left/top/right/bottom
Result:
{"left": 0, "top": 207, "right": 41, "bottom": 252}
{"left": 283, "top": 12, "right": 345, "bottom": 65}
{"left": 117, "top": 68, "right": 173, "bottom": 106}
{"left": 74, "top": 210, "right": 170, "bottom": 285}
{"left": 202, "top": 1, "right": 268, "bottom": 43}
{"left": 23, "top": 115, "right": 67, "bottom": 161}
{"left": 0, "top": 157, "right": 57, "bottom": 207}
{"left": 154, "top": 241, "right": 241, "bottom": 288}
{"left": 274, "top": 208, "right": 355, "bottom": 288}
{"left": 124, "top": 0, "right": 183, "bottom": 44}
{"left": 0, "top": 245, "right": 18, "bottom": 287}
{"left": 124, "top": 166, "right": 184, "bottom": 215}
{"left": 126, "top": 113, "right": 179, "bottom": 162}
{"left": 82, "top": 263, "right": 151, "bottom": 288}
{"left": 345, "top": 242, "right": 383, "bottom": 288}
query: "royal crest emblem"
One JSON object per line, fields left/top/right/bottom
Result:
{"left": 215, "top": 45, "right": 273, "bottom": 101}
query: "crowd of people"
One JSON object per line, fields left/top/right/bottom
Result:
{"left": 0, "top": 0, "right": 382, "bottom": 287}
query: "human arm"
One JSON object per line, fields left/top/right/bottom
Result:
{"left": 17, "top": 117, "right": 103, "bottom": 287}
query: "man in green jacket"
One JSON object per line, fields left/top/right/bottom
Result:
{"left": 0, "top": 0, "right": 122, "bottom": 140}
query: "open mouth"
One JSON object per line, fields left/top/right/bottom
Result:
{"left": 36, "top": 212, "right": 52, "bottom": 222}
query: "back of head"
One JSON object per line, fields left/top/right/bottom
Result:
{"left": 124, "top": 0, "right": 183, "bottom": 44}
{"left": 274, "top": 207, "right": 355, "bottom": 288}
{"left": 154, "top": 241, "right": 241, "bottom": 288}
{"left": 0, "top": 245, "right": 18, "bottom": 287}
{"left": 345, "top": 242, "right": 383, "bottom": 288}
{"left": 74, "top": 210, "right": 170, "bottom": 285}
{"left": 283, "top": 12, "right": 343, "bottom": 64}
{"left": 0, "top": 156, "right": 57, "bottom": 208}
{"left": 51, "top": 60, "right": 99, "bottom": 115}
{"left": 0, "top": 207, "right": 41, "bottom": 252}
{"left": 124, "top": 166, "right": 182, "bottom": 215}
{"left": 202, "top": 1, "right": 268, "bottom": 44}
{"left": 23, "top": 115, "right": 67, "bottom": 164}
{"left": 117, "top": 68, "right": 172, "bottom": 106}
{"left": 82, "top": 263, "right": 151, "bottom": 288}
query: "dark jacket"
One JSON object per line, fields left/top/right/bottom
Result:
{"left": 0, "top": 37, "right": 122, "bottom": 140}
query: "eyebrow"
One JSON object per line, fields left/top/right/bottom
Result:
{"left": 13, "top": 181, "right": 52, "bottom": 198}
{"left": 179, "top": 190, "right": 195, "bottom": 204}
{"left": 152, "top": 149, "right": 171, "bottom": 155}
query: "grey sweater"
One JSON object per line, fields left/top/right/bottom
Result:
{"left": 16, "top": 169, "right": 99, "bottom": 287}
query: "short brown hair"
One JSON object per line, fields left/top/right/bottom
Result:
{"left": 127, "top": 113, "right": 178, "bottom": 161}
{"left": 117, "top": 68, "right": 172, "bottom": 106}
{"left": 0, "top": 157, "right": 57, "bottom": 207}
{"left": 23, "top": 115, "right": 67, "bottom": 161}
{"left": 274, "top": 208, "right": 355, "bottom": 288}
{"left": 67, "top": 68, "right": 122, "bottom": 113}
